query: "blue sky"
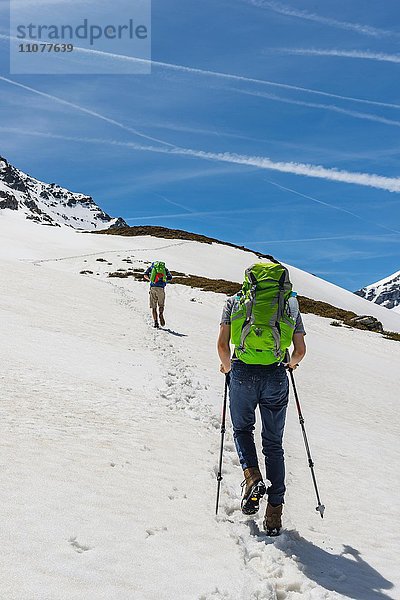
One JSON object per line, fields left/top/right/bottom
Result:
{"left": 1, "top": 0, "right": 400, "bottom": 290}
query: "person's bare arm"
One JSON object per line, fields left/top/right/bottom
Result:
{"left": 144, "top": 274, "right": 150, "bottom": 282}
{"left": 288, "top": 333, "right": 306, "bottom": 369}
{"left": 217, "top": 324, "right": 231, "bottom": 373}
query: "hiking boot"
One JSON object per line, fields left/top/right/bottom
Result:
{"left": 159, "top": 314, "right": 165, "bottom": 327}
{"left": 154, "top": 321, "right": 159, "bottom": 329}
{"left": 263, "top": 503, "right": 283, "bottom": 536}
{"left": 241, "top": 467, "right": 266, "bottom": 515}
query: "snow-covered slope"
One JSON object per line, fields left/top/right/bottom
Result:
{"left": 1, "top": 212, "right": 400, "bottom": 599}
{"left": 2, "top": 210, "right": 400, "bottom": 332}
{"left": 355, "top": 270, "right": 400, "bottom": 311}
{"left": 0, "top": 155, "right": 126, "bottom": 230}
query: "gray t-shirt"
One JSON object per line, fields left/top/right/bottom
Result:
{"left": 220, "top": 295, "right": 306, "bottom": 335}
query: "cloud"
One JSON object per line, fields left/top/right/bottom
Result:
{"left": 234, "top": 88, "right": 400, "bottom": 129}
{"left": 247, "top": 1, "right": 398, "bottom": 38}
{"left": 2, "top": 126, "right": 400, "bottom": 195}
{"left": 279, "top": 48, "right": 400, "bottom": 64}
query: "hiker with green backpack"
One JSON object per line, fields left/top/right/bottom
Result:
{"left": 144, "top": 261, "right": 173, "bottom": 328}
{"left": 217, "top": 261, "right": 306, "bottom": 535}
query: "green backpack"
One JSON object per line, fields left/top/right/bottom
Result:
{"left": 150, "top": 261, "right": 167, "bottom": 284}
{"left": 230, "top": 262, "right": 298, "bottom": 365}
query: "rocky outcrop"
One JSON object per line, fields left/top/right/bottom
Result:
{"left": 355, "top": 271, "right": 400, "bottom": 311}
{"left": 0, "top": 155, "right": 127, "bottom": 231}
{"left": 348, "top": 315, "right": 383, "bottom": 332}
{"left": 0, "top": 189, "right": 18, "bottom": 210}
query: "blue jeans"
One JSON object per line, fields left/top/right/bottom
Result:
{"left": 229, "top": 360, "right": 289, "bottom": 505}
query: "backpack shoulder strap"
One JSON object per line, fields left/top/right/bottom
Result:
{"left": 238, "top": 266, "right": 258, "bottom": 350}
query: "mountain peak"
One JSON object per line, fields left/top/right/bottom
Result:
{"left": 0, "top": 155, "right": 127, "bottom": 231}
{"left": 355, "top": 270, "right": 400, "bottom": 310}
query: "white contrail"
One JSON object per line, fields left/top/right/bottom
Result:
{"left": 279, "top": 48, "right": 400, "bottom": 64}
{"left": 235, "top": 88, "right": 400, "bottom": 128}
{"left": 153, "top": 192, "right": 196, "bottom": 214}
{"left": 263, "top": 179, "right": 400, "bottom": 235}
{"left": 174, "top": 148, "right": 400, "bottom": 194}
{"left": 2, "top": 126, "right": 400, "bottom": 194}
{"left": 0, "top": 75, "right": 176, "bottom": 148}
{"left": 1, "top": 32, "right": 400, "bottom": 111}
{"left": 241, "top": 233, "right": 400, "bottom": 244}
{"left": 247, "top": 1, "right": 397, "bottom": 38}
{"left": 73, "top": 45, "right": 400, "bottom": 110}
{"left": 125, "top": 207, "right": 276, "bottom": 220}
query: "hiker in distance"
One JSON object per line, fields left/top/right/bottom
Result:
{"left": 144, "top": 261, "right": 173, "bottom": 328}
{"left": 217, "top": 261, "right": 306, "bottom": 536}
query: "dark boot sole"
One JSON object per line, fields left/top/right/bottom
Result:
{"left": 241, "top": 480, "right": 266, "bottom": 515}
{"left": 264, "top": 526, "right": 281, "bottom": 537}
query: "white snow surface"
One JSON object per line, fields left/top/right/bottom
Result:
{"left": 356, "top": 270, "right": 400, "bottom": 311}
{"left": 0, "top": 157, "right": 121, "bottom": 230}
{"left": 1, "top": 211, "right": 399, "bottom": 599}
{"left": 367, "top": 270, "right": 400, "bottom": 289}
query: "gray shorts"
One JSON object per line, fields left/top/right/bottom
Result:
{"left": 149, "top": 287, "right": 165, "bottom": 309}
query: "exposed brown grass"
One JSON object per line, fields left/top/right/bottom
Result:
{"left": 298, "top": 296, "right": 357, "bottom": 322}
{"left": 170, "top": 270, "right": 186, "bottom": 277}
{"left": 96, "top": 225, "right": 400, "bottom": 340}
{"left": 382, "top": 330, "right": 400, "bottom": 342}
{"left": 298, "top": 296, "right": 389, "bottom": 333}
{"left": 172, "top": 275, "right": 240, "bottom": 296}
{"left": 105, "top": 266, "right": 399, "bottom": 342}
{"left": 96, "top": 225, "right": 276, "bottom": 261}
{"left": 108, "top": 269, "right": 145, "bottom": 279}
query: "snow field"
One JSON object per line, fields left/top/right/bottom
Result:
{"left": 1, "top": 211, "right": 399, "bottom": 331}
{"left": 1, "top": 214, "right": 399, "bottom": 599}
{"left": 1, "top": 258, "right": 247, "bottom": 599}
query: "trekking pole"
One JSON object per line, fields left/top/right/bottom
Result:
{"left": 288, "top": 368, "right": 325, "bottom": 518}
{"left": 215, "top": 375, "right": 229, "bottom": 515}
